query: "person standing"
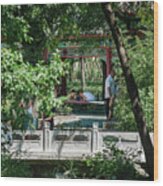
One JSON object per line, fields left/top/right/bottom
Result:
{"left": 104, "top": 69, "right": 116, "bottom": 120}
{"left": 21, "top": 99, "right": 38, "bottom": 130}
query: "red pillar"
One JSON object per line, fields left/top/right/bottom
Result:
{"left": 109, "top": 47, "right": 112, "bottom": 73}
{"left": 106, "top": 47, "right": 112, "bottom": 76}
{"left": 60, "top": 49, "right": 68, "bottom": 96}
{"left": 61, "top": 76, "right": 67, "bottom": 95}
{"left": 43, "top": 48, "right": 48, "bottom": 63}
{"left": 60, "top": 63, "right": 67, "bottom": 96}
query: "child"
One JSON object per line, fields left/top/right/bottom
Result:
{"left": 76, "top": 90, "right": 86, "bottom": 101}
{"left": 68, "top": 89, "right": 77, "bottom": 100}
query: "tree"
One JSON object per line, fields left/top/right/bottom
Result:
{"left": 1, "top": 2, "right": 154, "bottom": 179}
{"left": 1, "top": 5, "right": 71, "bottom": 128}
{"left": 101, "top": 2, "right": 154, "bottom": 179}
{"left": 1, "top": 47, "right": 70, "bottom": 128}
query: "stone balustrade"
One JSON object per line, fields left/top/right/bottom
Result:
{"left": 9, "top": 122, "right": 153, "bottom": 162}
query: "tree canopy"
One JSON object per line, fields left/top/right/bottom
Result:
{"left": 1, "top": 2, "right": 154, "bottom": 130}
{"left": 1, "top": 2, "right": 155, "bottom": 179}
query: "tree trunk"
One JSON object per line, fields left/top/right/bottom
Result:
{"left": 102, "top": 3, "right": 154, "bottom": 179}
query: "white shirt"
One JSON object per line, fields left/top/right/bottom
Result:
{"left": 105, "top": 75, "right": 115, "bottom": 99}
{"left": 83, "top": 92, "right": 96, "bottom": 101}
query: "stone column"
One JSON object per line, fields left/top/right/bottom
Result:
{"left": 43, "top": 121, "right": 50, "bottom": 152}
{"left": 91, "top": 123, "right": 99, "bottom": 153}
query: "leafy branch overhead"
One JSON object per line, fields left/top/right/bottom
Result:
{"left": 1, "top": 47, "right": 70, "bottom": 128}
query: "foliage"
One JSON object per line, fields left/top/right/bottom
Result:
{"left": 80, "top": 153, "right": 136, "bottom": 180}
{"left": 109, "top": 2, "right": 154, "bottom": 131}
{"left": 1, "top": 154, "right": 32, "bottom": 177}
{"left": 1, "top": 2, "right": 154, "bottom": 132}
{"left": 1, "top": 6, "right": 32, "bottom": 46}
{"left": 1, "top": 4, "right": 107, "bottom": 62}
{"left": 1, "top": 143, "right": 147, "bottom": 179}
{"left": 128, "top": 32, "right": 154, "bottom": 131}
{"left": 1, "top": 2, "right": 154, "bottom": 179}
{"left": 112, "top": 31, "right": 154, "bottom": 131}
{"left": 1, "top": 47, "right": 70, "bottom": 129}
{"left": 1, "top": 3, "right": 107, "bottom": 129}
{"left": 24, "top": 146, "right": 145, "bottom": 180}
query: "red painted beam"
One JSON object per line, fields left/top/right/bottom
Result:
{"left": 61, "top": 34, "right": 110, "bottom": 40}
{"left": 59, "top": 46, "right": 110, "bottom": 49}
{"left": 60, "top": 55, "right": 100, "bottom": 59}
{"left": 60, "top": 56, "right": 67, "bottom": 96}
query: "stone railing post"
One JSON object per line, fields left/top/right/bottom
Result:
{"left": 91, "top": 122, "right": 99, "bottom": 153}
{"left": 43, "top": 121, "right": 50, "bottom": 152}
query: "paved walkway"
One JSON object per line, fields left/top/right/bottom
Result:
{"left": 51, "top": 114, "right": 106, "bottom": 125}
{"left": 51, "top": 114, "right": 118, "bottom": 130}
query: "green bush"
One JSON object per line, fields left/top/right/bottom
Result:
{"left": 26, "top": 146, "right": 146, "bottom": 180}
{"left": 1, "top": 155, "right": 32, "bottom": 177}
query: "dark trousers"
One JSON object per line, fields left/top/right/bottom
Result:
{"left": 105, "top": 98, "right": 114, "bottom": 120}
{"left": 105, "top": 98, "right": 110, "bottom": 119}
